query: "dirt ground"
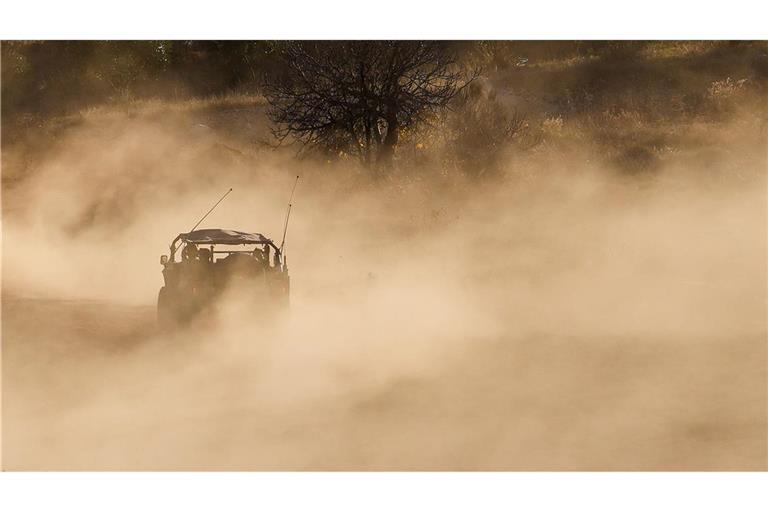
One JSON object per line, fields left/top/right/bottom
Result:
{"left": 2, "top": 293, "right": 765, "bottom": 470}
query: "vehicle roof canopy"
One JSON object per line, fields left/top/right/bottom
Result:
{"left": 180, "top": 229, "right": 271, "bottom": 245}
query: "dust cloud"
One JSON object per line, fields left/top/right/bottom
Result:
{"left": 2, "top": 105, "right": 766, "bottom": 470}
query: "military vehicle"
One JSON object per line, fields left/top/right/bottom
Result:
{"left": 157, "top": 182, "right": 297, "bottom": 328}
{"left": 157, "top": 228, "right": 289, "bottom": 327}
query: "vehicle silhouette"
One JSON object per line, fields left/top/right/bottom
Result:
{"left": 158, "top": 228, "right": 290, "bottom": 328}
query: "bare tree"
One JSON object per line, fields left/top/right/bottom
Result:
{"left": 264, "top": 41, "right": 477, "bottom": 169}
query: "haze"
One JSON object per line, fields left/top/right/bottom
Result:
{"left": 2, "top": 41, "right": 766, "bottom": 470}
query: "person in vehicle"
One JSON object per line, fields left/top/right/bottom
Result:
{"left": 262, "top": 244, "right": 272, "bottom": 270}
{"left": 179, "top": 243, "right": 199, "bottom": 294}
{"left": 253, "top": 247, "right": 266, "bottom": 267}
{"left": 197, "top": 247, "right": 212, "bottom": 264}
{"left": 195, "top": 247, "right": 215, "bottom": 293}
{"left": 182, "top": 243, "right": 199, "bottom": 262}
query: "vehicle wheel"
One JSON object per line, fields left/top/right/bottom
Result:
{"left": 157, "top": 286, "right": 177, "bottom": 330}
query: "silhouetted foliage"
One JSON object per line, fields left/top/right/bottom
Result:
{"left": 442, "top": 82, "right": 530, "bottom": 178}
{"left": 263, "top": 41, "right": 478, "bottom": 169}
{"left": 3, "top": 40, "right": 766, "bottom": 183}
{"left": 1, "top": 41, "right": 275, "bottom": 119}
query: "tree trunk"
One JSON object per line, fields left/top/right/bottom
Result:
{"left": 364, "top": 116, "right": 372, "bottom": 167}
{"left": 378, "top": 114, "right": 398, "bottom": 169}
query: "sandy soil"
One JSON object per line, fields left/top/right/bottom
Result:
{"left": 3, "top": 291, "right": 765, "bottom": 470}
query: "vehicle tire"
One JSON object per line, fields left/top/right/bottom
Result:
{"left": 157, "top": 286, "right": 177, "bottom": 331}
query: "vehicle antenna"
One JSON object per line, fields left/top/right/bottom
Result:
{"left": 188, "top": 188, "right": 233, "bottom": 234}
{"left": 279, "top": 176, "right": 300, "bottom": 254}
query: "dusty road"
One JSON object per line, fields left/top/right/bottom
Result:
{"left": 3, "top": 292, "right": 765, "bottom": 470}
